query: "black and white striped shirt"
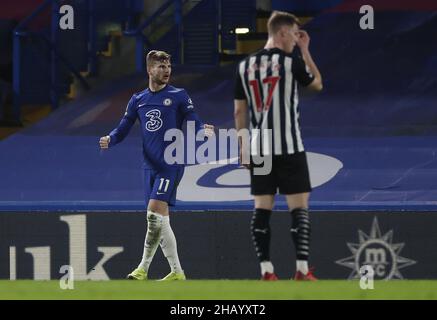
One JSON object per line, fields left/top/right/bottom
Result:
{"left": 234, "top": 48, "right": 315, "bottom": 156}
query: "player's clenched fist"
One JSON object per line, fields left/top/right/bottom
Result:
{"left": 204, "top": 124, "right": 215, "bottom": 137}
{"left": 99, "top": 135, "right": 111, "bottom": 149}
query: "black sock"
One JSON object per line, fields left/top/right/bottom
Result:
{"left": 251, "top": 208, "right": 272, "bottom": 262}
{"left": 290, "top": 208, "right": 311, "bottom": 260}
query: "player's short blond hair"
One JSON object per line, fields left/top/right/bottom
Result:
{"left": 267, "top": 11, "right": 300, "bottom": 36}
{"left": 146, "top": 50, "right": 171, "bottom": 68}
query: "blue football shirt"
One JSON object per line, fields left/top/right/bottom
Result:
{"left": 109, "top": 84, "right": 204, "bottom": 170}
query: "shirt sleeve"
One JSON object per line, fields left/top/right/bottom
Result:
{"left": 179, "top": 89, "right": 204, "bottom": 133}
{"left": 109, "top": 95, "right": 137, "bottom": 146}
{"left": 292, "top": 54, "right": 315, "bottom": 87}
{"left": 234, "top": 64, "right": 246, "bottom": 100}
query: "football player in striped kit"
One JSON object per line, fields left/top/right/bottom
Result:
{"left": 234, "top": 11, "right": 323, "bottom": 281}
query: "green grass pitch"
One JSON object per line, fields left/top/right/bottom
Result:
{"left": 1, "top": 280, "right": 437, "bottom": 300}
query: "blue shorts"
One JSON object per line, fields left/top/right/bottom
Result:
{"left": 144, "top": 167, "right": 184, "bottom": 207}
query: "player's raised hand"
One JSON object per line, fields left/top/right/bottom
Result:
{"left": 297, "top": 30, "right": 310, "bottom": 51}
{"left": 99, "top": 135, "right": 111, "bottom": 149}
{"left": 203, "top": 124, "right": 215, "bottom": 137}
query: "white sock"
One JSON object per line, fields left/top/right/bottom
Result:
{"left": 260, "top": 261, "right": 274, "bottom": 275}
{"left": 138, "top": 211, "right": 163, "bottom": 273}
{"left": 160, "top": 215, "right": 183, "bottom": 274}
{"left": 296, "top": 260, "right": 308, "bottom": 275}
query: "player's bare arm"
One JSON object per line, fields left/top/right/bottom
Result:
{"left": 297, "top": 30, "right": 323, "bottom": 91}
{"left": 234, "top": 99, "right": 250, "bottom": 168}
{"left": 234, "top": 99, "right": 248, "bottom": 131}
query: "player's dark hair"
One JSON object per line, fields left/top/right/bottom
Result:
{"left": 267, "top": 11, "right": 300, "bottom": 36}
{"left": 146, "top": 50, "right": 171, "bottom": 68}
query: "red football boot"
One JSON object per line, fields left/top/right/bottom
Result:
{"left": 294, "top": 267, "right": 317, "bottom": 281}
{"left": 261, "top": 272, "right": 279, "bottom": 281}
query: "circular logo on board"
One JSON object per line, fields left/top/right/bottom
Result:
{"left": 336, "top": 217, "right": 416, "bottom": 280}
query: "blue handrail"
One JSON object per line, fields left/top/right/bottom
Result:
{"left": 88, "top": 0, "right": 97, "bottom": 75}
{"left": 13, "top": 0, "right": 53, "bottom": 123}
{"left": 51, "top": 0, "right": 60, "bottom": 110}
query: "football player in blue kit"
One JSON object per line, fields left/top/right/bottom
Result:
{"left": 99, "top": 50, "right": 214, "bottom": 280}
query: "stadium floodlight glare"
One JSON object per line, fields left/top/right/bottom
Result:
{"left": 235, "top": 28, "right": 249, "bottom": 34}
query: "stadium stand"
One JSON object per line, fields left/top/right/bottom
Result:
{"left": 1, "top": 0, "right": 435, "bottom": 211}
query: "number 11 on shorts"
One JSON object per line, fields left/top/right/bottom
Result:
{"left": 158, "top": 178, "right": 170, "bottom": 193}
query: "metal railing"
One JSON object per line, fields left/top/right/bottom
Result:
{"left": 12, "top": 0, "right": 94, "bottom": 123}
{"left": 11, "top": 0, "right": 219, "bottom": 122}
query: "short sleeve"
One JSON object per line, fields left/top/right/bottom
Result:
{"left": 292, "top": 54, "right": 315, "bottom": 87}
{"left": 234, "top": 64, "right": 246, "bottom": 100}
